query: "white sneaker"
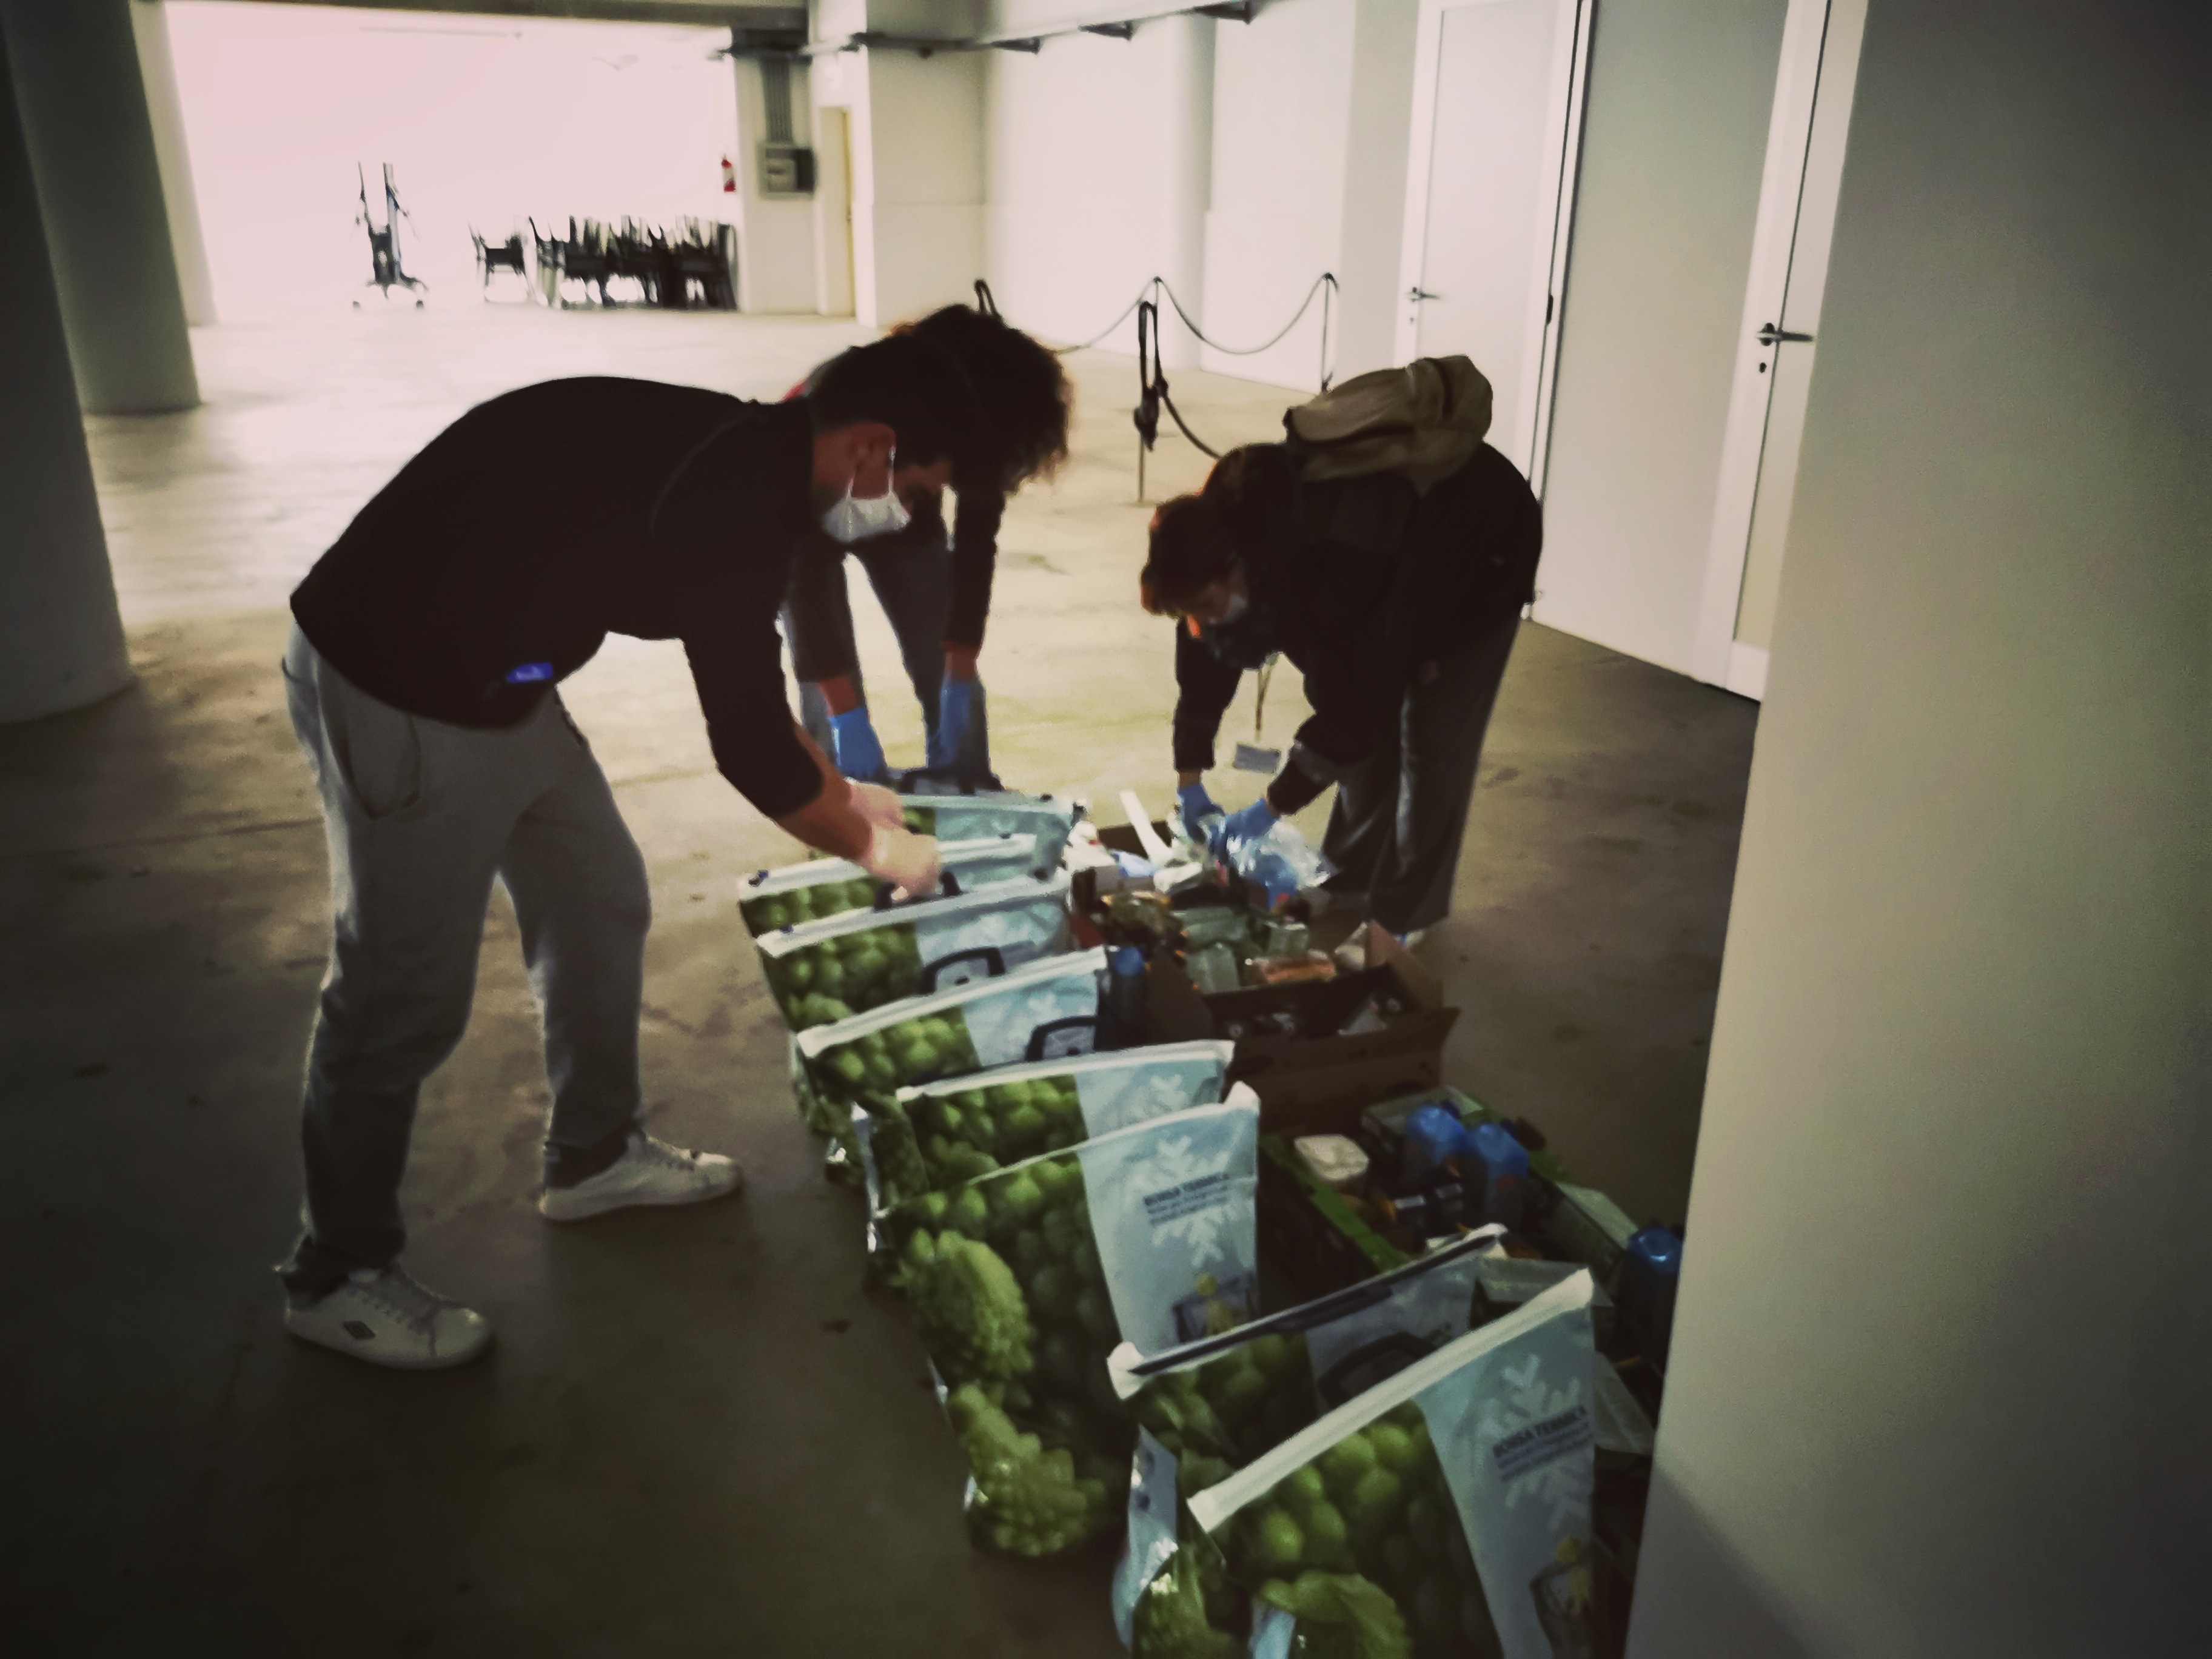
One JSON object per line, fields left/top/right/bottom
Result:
{"left": 283, "top": 1265, "right": 492, "bottom": 1370}
{"left": 538, "top": 1131, "right": 744, "bottom": 1223}
{"left": 1332, "top": 928, "right": 1429, "bottom": 974}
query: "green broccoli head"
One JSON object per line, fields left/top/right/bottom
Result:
{"left": 1258, "top": 1571, "right": 1412, "bottom": 1659}
{"left": 1213, "top": 1401, "right": 1484, "bottom": 1659}
{"left": 904, "top": 1230, "right": 1034, "bottom": 1384}
{"left": 945, "top": 1382, "right": 1113, "bottom": 1557}
{"left": 1131, "top": 1547, "right": 1239, "bottom": 1659}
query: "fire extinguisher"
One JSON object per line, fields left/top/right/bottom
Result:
{"left": 720, "top": 155, "right": 737, "bottom": 194}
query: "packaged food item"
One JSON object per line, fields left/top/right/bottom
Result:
{"left": 1107, "top": 1230, "right": 1502, "bottom": 1646}
{"left": 876, "top": 1039, "right": 1238, "bottom": 1207}
{"left": 1538, "top": 1184, "right": 1640, "bottom": 1286}
{"left": 1293, "top": 1135, "right": 1370, "bottom": 1194}
{"left": 1186, "top": 943, "right": 1242, "bottom": 994}
{"left": 737, "top": 836, "right": 1045, "bottom": 936}
{"left": 1167, "top": 1272, "right": 1601, "bottom": 1659}
{"left": 755, "top": 873, "right": 1071, "bottom": 1030}
{"left": 1398, "top": 1103, "right": 1470, "bottom": 1187}
{"left": 794, "top": 949, "right": 1108, "bottom": 1181}
{"left": 882, "top": 1091, "right": 1263, "bottom": 1557}
{"left": 1466, "top": 1121, "right": 1530, "bottom": 1232}
{"left": 1244, "top": 951, "right": 1337, "bottom": 987}
{"left": 897, "top": 791, "right": 1084, "bottom": 874}
{"left": 1616, "top": 1226, "right": 1683, "bottom": 1370}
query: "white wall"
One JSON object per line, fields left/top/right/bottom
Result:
{"left": 1330, "top": 0, "right": 1419, "bottom": 380}
{"left": 1627, "top": 1, "right": 2212, "bottom": 1654}
{"left": 730, "top": 54, "right": 820, "bottom": 313}
{"left": 982, "top": 0, "right": 1406, "bottom": 391}
{"left": 1531, "top": 0, "right": 1789, "bottom": 674}
{"left": 1201, "top": 0, "right": 1349, "bottom": 387}
{"left": 813, "top": 0, "right": 987, "bottom": 326}
{"left": 860, "top": 45, "right": 987, "bottom": 325}
{"left": 810, "top": 101, "right": 855, "bottom": 316}
{"left": 983, "top": 22, "right": 1204, "bottom": 358}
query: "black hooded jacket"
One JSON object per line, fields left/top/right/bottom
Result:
{"left": 1171, "top": 443, "right": 1541, "bottom": 799}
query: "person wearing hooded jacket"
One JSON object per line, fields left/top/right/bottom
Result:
{"left": 1142, "top": 438, "right": 1541, "bottom": 941}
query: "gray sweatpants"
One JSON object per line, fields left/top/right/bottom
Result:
{"left": 786, "top": 531, "right": 956, "bottom": 754}
{"left": 278, "top": 625, "right": 649, "bottom": 1298}
{"left": 1320, "top": 611, "right": 1521, "bottom": 936}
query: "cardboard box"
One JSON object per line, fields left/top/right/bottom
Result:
{"left": 1216, "top": 927, "right": 1457, "bottom": 1135}
{"left": 1123, "top": 927, "right": 1456, "bottom": 1138}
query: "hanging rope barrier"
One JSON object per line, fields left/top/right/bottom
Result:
{"left": 973, "top": 270, "right": 1339, "bottom": 498}
{"left": 1131, "top": 292, "right": 1227, "bottom": 498}
{"left": 1154, "top": 272, "right": 1337, "bottom": 362}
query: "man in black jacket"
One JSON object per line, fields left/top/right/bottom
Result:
{"left": 278, "top": 334, "right": 983, "bottom": 1369}
{"left": 1141, "top": 441, "right": 1541, "bottom": 942}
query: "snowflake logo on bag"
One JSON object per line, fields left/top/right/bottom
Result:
{"left": 1134, "top": 1134, "right": 1236, "bottom": 1264}
{"left": 1475, "top": 1353, "right": 1594, "bottom": 1530}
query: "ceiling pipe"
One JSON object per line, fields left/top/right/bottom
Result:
{"left": 804, "top": 2, "right": 1259, "bottom": 58}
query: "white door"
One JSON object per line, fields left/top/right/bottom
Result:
{"left": 1396, "top": 0, "right": 1593, "bottom": 484}
{"left": 1690, "top": 0, "right": 1869, "bottom": 698}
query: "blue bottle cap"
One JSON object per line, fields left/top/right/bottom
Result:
{"left": 1627, "top": 1225, "right": 1684, "bottom": 1275}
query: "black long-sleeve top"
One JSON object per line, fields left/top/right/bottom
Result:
{"left": 290, "top": 378, "right": 825, "bottom": 819}
{"left": 1172, "top": 443, "right": 1542, "bottom": 805}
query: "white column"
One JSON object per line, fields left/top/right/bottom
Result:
{"left": 1156, "top": 13, "right": 1215, "bottom": 371}
{"left": 0, "top": 28, "right": 133, "bottom": 723}
{"left": 128, "top": 0, "right": 215, "bottom": 327}
{"left": 2, "top": 0, "right": 199, "bottom": 414}
{"left": 1624, "top": 1, "right": 2209, "bottom": 1652}
{"left": 729, "top": 52, "right": 823, "bottom": 314}
{"left": 853, "top": 45, "right": 985, "bottom": 327}
{"left": 1334, "top": 0, "right": 1421, "bottom": 380}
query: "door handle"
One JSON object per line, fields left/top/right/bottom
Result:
{"left": 1756, "top": 322, "right": 1814, "bottom": 346}
{"left": 1408, "top": 287, "right": 1441, "bottom": 303}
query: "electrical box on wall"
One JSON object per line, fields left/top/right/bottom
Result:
{"left": 758, "top": 143, "right": 814, "bottom": 196}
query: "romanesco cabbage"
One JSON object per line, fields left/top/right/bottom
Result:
{"left": 1131, "top": 1548, "right": 1238, "bottom": 1659}
{"left": 946, "top": 1383, "right": 1112, "bottom": 1556}
{"left": 904, "top": 1229, "right": 1034, "bottom": 1382}
{"left": 1256, "top": 1570, "right": 1410, "bottom": 1659}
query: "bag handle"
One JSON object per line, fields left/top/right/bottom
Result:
{"left": 873, "top": 870, "right": 961, "bottom": 911}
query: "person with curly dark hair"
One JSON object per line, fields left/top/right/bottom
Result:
{"left": 783, "top": 302, "right": 1072, "bottom": 783}
{"left": 1141, "top": 436, "right": 1541, "bottom": 944}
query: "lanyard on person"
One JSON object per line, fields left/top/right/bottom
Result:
{"left": 1233, "top": 654, "right": 1282, "bottom": 774}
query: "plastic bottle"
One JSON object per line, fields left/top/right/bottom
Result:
{"left": 1467, "top": 1121, "right": 1530, "bottom": 1232}
{"left": 1103, "top": 945, "right": 1148, "bottom": 1048}
{"left": 1618, "top": 1225, "right": 1684, "bottom": 1369}
{"left": 1397, "top": 1103, "right": 1469, "bottom": 1188}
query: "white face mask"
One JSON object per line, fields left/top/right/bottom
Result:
{"left": 821, "top": 455, "right": 911, "bottom": 545}
{"left": 1218, "top": 591, "right": 1250, "bottom": 624}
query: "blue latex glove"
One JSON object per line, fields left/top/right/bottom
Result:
{"left": 1176, "top": 782, "right": 1221, "bottom": 833}
{"left": 828, "top": 706, "right": 889, "bottom": 782}
{"left": 929, "top": 675, "right": 984, "bottom": 773}
{"left": 1207, "top": 797, "right": 1278, "bottom": 860}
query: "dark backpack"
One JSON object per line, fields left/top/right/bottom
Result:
{"left": 1282, "top": 355, "right": 1493, "bottom": 494}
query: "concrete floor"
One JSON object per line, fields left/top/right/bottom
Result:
{"left": 2, "top": 306, "right": 1756, "bottom": 1655}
